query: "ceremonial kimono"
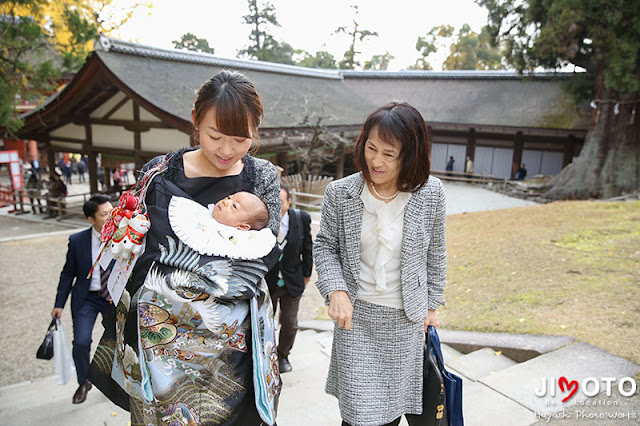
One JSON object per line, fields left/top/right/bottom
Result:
{"left": 90, "top": 148, "right": 281, "bottom": 426}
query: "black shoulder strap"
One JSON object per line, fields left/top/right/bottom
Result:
{"left": 293, "top": 209, "right": 303, "bottom": 238}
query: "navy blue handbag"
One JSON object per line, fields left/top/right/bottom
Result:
{"left": 428, "top": 326, "right": 464, "bottom": 426}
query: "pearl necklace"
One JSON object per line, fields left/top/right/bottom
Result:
{"left": 371, "top": 183, "right": 399, "bottom": 200}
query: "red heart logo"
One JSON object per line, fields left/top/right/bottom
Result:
{"left": 558, "top": 376, "right": 578, "bottom": 402}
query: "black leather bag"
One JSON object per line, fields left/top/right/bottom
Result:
{"left": 414, "top": 328, "right": 448, "bottom": 425}
{"left": 36, "top": 318, "right": 57, "bottom": 360}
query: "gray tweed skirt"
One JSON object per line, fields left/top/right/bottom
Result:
{"left": 326, "top": 298, "right": 424, "bottom": 426}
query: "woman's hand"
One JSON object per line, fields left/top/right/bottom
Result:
{"left": 424, "top": 309, "right": 440, "bottom": 331}
{"left": 328, "top": 290, "right": 354, "bottom": 330}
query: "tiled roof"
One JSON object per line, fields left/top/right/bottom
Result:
{"left": 17, "top": 34, "right": 589, "bottom": 134}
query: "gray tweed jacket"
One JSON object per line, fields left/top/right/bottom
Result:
{"left": 314, "top": 172, "right": 447, "bottom": 323}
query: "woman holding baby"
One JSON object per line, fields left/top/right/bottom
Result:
{"left": 90, "top": 71, "right": 281, "bottom": 425}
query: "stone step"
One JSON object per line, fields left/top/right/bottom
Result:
{"left": 447, "top": 347, "right": 517, "bottom": 381}
{"left": 0, "top": 376, "right": 127, "bottom": 425}
{"left": 276, "top": 330, "right": 339, "bottom": 426}
{"left": 438, "top": 329, "right": 574, "bottom": 363}
{"left": 479, "top": 342, "right": 640, "bottom": 416}
{"left": 441, "top": 343, "right": 464, "bottom": 364}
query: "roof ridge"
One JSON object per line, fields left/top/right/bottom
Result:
{"left": 94, "top": 34, "right": 582, "bottom": 82}
{"left": 94, "top": 34, "right": 343, "bottom": 80}
{"left": 341, "top": 69, "right": 578, "bottom": 80}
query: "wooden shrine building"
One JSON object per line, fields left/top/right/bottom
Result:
{"left": 14, "top": 34, "right": 589, "bottom": 193}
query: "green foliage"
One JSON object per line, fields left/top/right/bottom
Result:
{"left": 411, "top": 25, "right": 454, "bottom": 70}
{"left": 173, "top": 33, "right": 215, "bottom": 54}
{"left": 363, "top": 52, "right": 394, "bottom": 70}
{"left": 476, "top": 0, "right": 640, "bottom": 94}
{"left": 335, "top": 5, "right": 378, "bottom": 69}
{"left": 296, "top": 51, "right": 337, "bottom": 69}
{"left": 443, "top": 25, "right": 505, "bottom": 70}
{"left": 258, "top": 40, "right": 296, "bottom": 64}
{"left": 1, "top": 0, "right": 141, "bottom": 133}
{"left": 238, "top": 0, "right": 299, "bottom": 64}
{"left": 60, "top": 6, "right": 97, "bottom": 70}
{"left": 560, "top": 72, "right": 594, "bottom": 105}
{"left": 239, "top": 0, "right": 280, "bottom": 59}
{"left": 0, "top": 0, "right": 60, "bottom": 132}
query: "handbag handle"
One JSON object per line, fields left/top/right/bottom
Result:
{"left": 427, "top": 325, "right": 447, "bottom": 372}
{"left": 48, "top": 317, "right": 58, "bottom": 331}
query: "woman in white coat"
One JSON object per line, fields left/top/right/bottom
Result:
{"left": 314, "top": 102, "right": 447, "bottom": 426}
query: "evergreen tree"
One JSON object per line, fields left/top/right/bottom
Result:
{"left": 409, "top": 25, "right": 454, "bottom": 70}
{"left": 1, "top": 0, "right": 61, "bottom": 132}
{"left": 1, "top": 0, "right": 150, "bottom": 133}
{"left": 478, "top": 0, "right": 640, "bottom": 198}
{"left": 443, "top": 24, "right": 505, "bottom": 70}
{"left": 173, "top": 33, "right": 215, "bottom": 54}
{"left": 363, "top": 52, "right": 394, "bottom": 70}
{"left": 334, "top": 4, "right": 378, "bottom": 69}
{"left": 297, "top": 51, "right": 337, "bottom": 69}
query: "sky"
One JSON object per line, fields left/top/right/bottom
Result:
{"left": 115, "top": 0, "right": 490, "bottom": 71}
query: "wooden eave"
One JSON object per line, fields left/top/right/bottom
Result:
{"left": 15, "top": 52, "right": 190, "bottom": 141}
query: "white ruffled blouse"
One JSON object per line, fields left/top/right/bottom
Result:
{"left": 357, "top": 184, "right": 411, "bottom": 309}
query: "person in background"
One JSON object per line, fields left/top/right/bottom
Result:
{"left": 465, "top": 155, "right": 474, "bottom": 179}
{"left": 515, "top": 164, "right": 527, "bottom": 180}
{"left": 111, "top": 168, "right": 121, "bottom": 195}
{"left": 31, "top": 159, "right": 41, "bottom": 179}
{"left": 445, "top": 155, "right": 455, "bottom": 176}
{"left": 76, "top": 158, "right": 86, "bottom": 183}
{"left": 46, "top": 171, "right": 68, "bottom": 217}
{"left": 62, "top": 159, "right": 73, "bottom": 186}
{"left": 51, "top": 194, "right": 114, "bottom": 404}
{"left": 265, "top": 183, "right": 313, "bottom": 373}
{"left": 314, "top": 101, "right": 447, "bottom": 426}
{"left": 25, "top": 172, "right": 45, "bottom": 214}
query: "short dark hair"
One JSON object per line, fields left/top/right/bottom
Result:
{"left": 280, "top": 183, "right": 290, "bottom": 201}
{"left": 244, "top": 193, "right": 269, "bottom": 230}
{"left": 353, "top": 101, "right": 432, "bottom": 192}
{"left": 83, "top": 193, "right": 111, "bottom": 218}
{"left": 193, "top": 70, "right": 264, "bottom": 141}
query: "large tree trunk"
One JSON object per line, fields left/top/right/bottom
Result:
{"left": 545, "top": 86, "right": 639, "bottom": 200}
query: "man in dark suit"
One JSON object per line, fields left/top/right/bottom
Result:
{"left": 51, "top": 194, "right": 114, "bottom": 404}
{"left": 265, "top": 184, "right": 313, "bottom": 373}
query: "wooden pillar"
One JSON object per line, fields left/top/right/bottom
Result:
{"left": 46, "top": 145, "right": 55, "bottom": 177}
{"left": 512, "top": 131, "right": 524, "bottom": 179}
{"left": 85, "top": 124, "right": 99, "bottom": 194}
{"left": 465, "top": 128, "right": 476, "bottom": 161}
{"left": 105, "top": 167, "right": 112, "bottom": 192}
{"left": 133, "top": 102, "right": 144, "bottom": 178}
{"left": 563, "top": 134, "right": 576, "bottom": 167}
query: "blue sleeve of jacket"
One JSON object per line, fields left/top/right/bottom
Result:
{"left": 54, "top": 235, "right": 78, "bottom": 309}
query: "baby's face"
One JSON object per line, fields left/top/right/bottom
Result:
{"left": 212, "top": 192, "right": 258, "bottom": 229}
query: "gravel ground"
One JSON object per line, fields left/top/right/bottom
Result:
{"left": 0, "top": 215, "right": 327, "bottom": 387}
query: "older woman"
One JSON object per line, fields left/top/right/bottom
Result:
{"left": 314, "top": 102, "right": 447, "bottom": 426}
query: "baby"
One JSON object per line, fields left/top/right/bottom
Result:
{"left": 168, "top": 191, "right": 274, "bottom": 261}
{"left": 211, "top": 191, "right": 269, "bottom": 231}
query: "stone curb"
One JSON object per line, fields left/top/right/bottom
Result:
{"left": 298, "top": 321, "right": 577, "bottom": 363}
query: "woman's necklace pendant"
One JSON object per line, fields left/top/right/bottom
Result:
{"left": 371, "top": 183, "right": 399, "bottom": 200}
